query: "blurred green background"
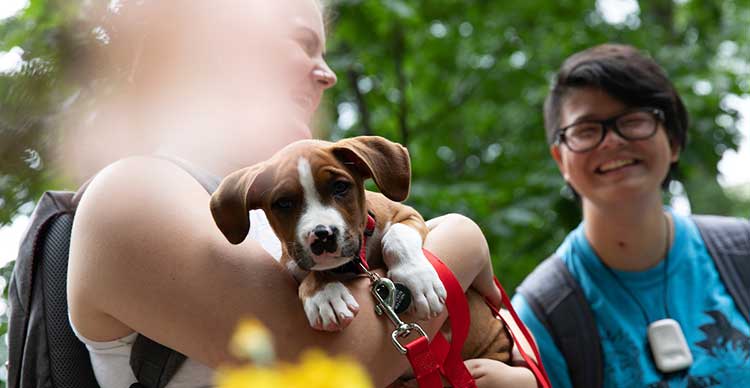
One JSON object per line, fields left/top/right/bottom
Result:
{"left": 1, "top": 0, "right": 749, "bottom": 384}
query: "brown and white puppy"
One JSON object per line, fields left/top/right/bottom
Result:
{"left": 210, "top": 136, "right": 447, "bottom": 331}
{"left": 210, "top": 136, "right": 513, "bottom": 364}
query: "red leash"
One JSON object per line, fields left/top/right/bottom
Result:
{"left": 399, "top": 250, "right": 551, "bottom": 388}
{"left": 486, "top": 277, "right": 552, "bottom": 388}
{"left": 402, "top": 250, "right": 474, "bottom": 388}
{"left": 357, "top": 216, "right": 550, "bottom": 387}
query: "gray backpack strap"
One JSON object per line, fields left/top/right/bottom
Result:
{"left": 692, "top": 215, "right": 750, "bottom": 323}
{"left": 129, "top": 156, "right": 220, "bottom": 387}
{"left": 156, "top": 155, "right": 221, "bottom": 194}
{"left": 516, "top": 255, "right": 603, "bottom": 388}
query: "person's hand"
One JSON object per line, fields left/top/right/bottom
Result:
{"left": 465, "top": 358, "right": 537, "bottom": 388}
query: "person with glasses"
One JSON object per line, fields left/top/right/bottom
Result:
{"left": 511, "top": 43, "right": 750, "bottom": 387}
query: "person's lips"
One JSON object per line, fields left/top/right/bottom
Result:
{"left": 596, "top": 158, "right": 639, "bottom": 174}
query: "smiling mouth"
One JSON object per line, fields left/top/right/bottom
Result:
{"left": 596, "top": 159, "right": 639, "bottom": 174}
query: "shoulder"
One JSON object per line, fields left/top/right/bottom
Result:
{"left": 71, "top": 155, "right": 225, "bottom": 263}
{"left": 678, "top": 213, "right": 750, "bottom": 253}
{"left": 71, "top": 156, "right": 216, "bottom": 257}
{"left": 688, "top": 214, "right": 750, "bottom": 234}
{"left": 68, "top": 157, "right": 224, "bottom": 329}
{"left": 516, "top": 254, "right": 572, "bottom": 303}
{"left": 77, "top": 156, "right": 211, "bottom": 216}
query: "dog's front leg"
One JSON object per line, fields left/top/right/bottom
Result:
{"left": 299, "top": 272, "right": 360, "bottom": 331}
{"left": 382, "top": 218, "right": 447, "bottom": 320}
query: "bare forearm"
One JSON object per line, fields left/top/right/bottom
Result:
{"left": 425, "top": 213, "right": 501, "bottom": 307}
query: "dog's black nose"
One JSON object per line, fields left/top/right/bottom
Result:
{"left": 310, "top": 225, "right": 338, "bottom": 255}
{"left": 313, "top": 225, "right": 334, "bottom": 238}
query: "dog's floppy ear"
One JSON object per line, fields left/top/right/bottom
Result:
{"left": 210, "top": 164, "right": 270, "bottom": 244}
{"left": 332, "top": 136, "right": 411, "bottom": 202}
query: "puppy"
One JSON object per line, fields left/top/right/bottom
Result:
{"left": 210, "top": 136, "right": 511, "bottom": 361}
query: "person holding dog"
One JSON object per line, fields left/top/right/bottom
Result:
{"left": 64, "top": 1, "right": 540, "bottom": 387}
{"left": 512, "top": 43, "right": 750, "bottom": 387}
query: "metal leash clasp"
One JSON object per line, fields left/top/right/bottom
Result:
{"left": 359, "top": 262, "right": 428, "bottom": 354}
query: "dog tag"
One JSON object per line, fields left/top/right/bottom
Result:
{"left": 392, "top": 283, "right": 412, "bottom": 314}
{"left": 375, "top": 282, "right": 411, "bottom": 314}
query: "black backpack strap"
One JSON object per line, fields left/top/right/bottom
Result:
{"left": 692, "top": 215, "right": 750, "bottom": 323}
{"left": 42, "top": 212, "right": 102, "bottom": 388}
{"left": 128, "top": 156, "right": 221, "bottom": 387}
{"left": 516, "top": 255, "right": 603, "bottom": 388}
{"left": 129, "top": 336, "right": 188, "bottom": 388}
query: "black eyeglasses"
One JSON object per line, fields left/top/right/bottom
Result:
{"left": 554, "top": 107, "right": 665, "bottom": 153}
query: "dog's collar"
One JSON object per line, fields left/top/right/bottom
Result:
{"left": 329, "top": 212, "right": 376, "bottom": 275}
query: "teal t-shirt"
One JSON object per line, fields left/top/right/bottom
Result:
{"left": 512, "top": 210, "right": 750, "bottom": 387}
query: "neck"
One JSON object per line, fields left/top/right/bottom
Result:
{"left": 582, "top": 195, "right": 672, "bottom": 271}
{"left": 148, "top": 104, "right": 313, "bottom": 177}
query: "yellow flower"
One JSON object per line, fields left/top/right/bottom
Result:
{"left": 215, "top": 366, "right": 284, "bottom": 388}
{"left": 218, "top": 319, "right": 374, "bottom": 388}
{"left": 229, "top": 319, "right": 275, "bottom": 365}
{"left": 281, "top": 350, "right": 373, "bottom": 388}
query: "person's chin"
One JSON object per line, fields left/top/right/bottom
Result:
{"left": 592, "top": 179, "right": 658, "bottom": 204}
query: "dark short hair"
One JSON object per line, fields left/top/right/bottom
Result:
{"left": 543, "top": 43, "right": 688, "bottom": 189}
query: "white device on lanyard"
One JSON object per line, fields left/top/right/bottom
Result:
{"left": 647, "top": 318, "right": 693, "bottom": 373}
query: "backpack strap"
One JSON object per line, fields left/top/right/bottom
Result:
{"left": 516, "top": 255, "right": 603, "bottom": 388}
{"left": 692, "top": 215, "right": 750, "bottom": 323}
{"left": 155, "top": 154, "right": 221, "bottom": 194}
{"left": 128, "top": 156, "right": 221, "bottom": 388}
{"left": 129, "top": 336, "right": 188, "bottom": 388}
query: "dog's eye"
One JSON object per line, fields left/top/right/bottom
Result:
{"left": 332, "top": 181, "right": 350, "bottom": 197}
{"left": 273, "top": 198, "right": 294, "bottom": 209}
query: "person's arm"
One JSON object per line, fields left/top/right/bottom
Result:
{"left": 425, "top": 215, "right": 502, "bottom": 309}
{"left": 68, "top": 157, "right": 495, "bottom": 387}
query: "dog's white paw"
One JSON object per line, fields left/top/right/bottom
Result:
{"left": 388, "top": 257, "right": 447, "bottom": 320}
{"left": 303, "top": 282, "right": 360, "bottom": 331}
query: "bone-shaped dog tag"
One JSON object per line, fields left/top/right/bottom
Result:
{"left": 375, "top": 282, "right": 412, "bottom": 314}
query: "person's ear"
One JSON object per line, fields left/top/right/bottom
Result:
{"left": 550, "top": 145, "right": 570, "bottom": 181}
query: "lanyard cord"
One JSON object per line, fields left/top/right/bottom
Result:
{"left": 599, "top": 212, "right": 672, "bottom": 324}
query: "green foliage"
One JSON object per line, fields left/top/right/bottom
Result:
{"left": 0, "top": 261, "right": 12, "bottom": 382}
{"left": 0, "top": 0, "right": 83, "bottom": 227}
{"left": 324, "top": 0, "right": 750, "bottom": 290}
{"left": 0, "top": 1, "right": 749, "bottom": 385}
